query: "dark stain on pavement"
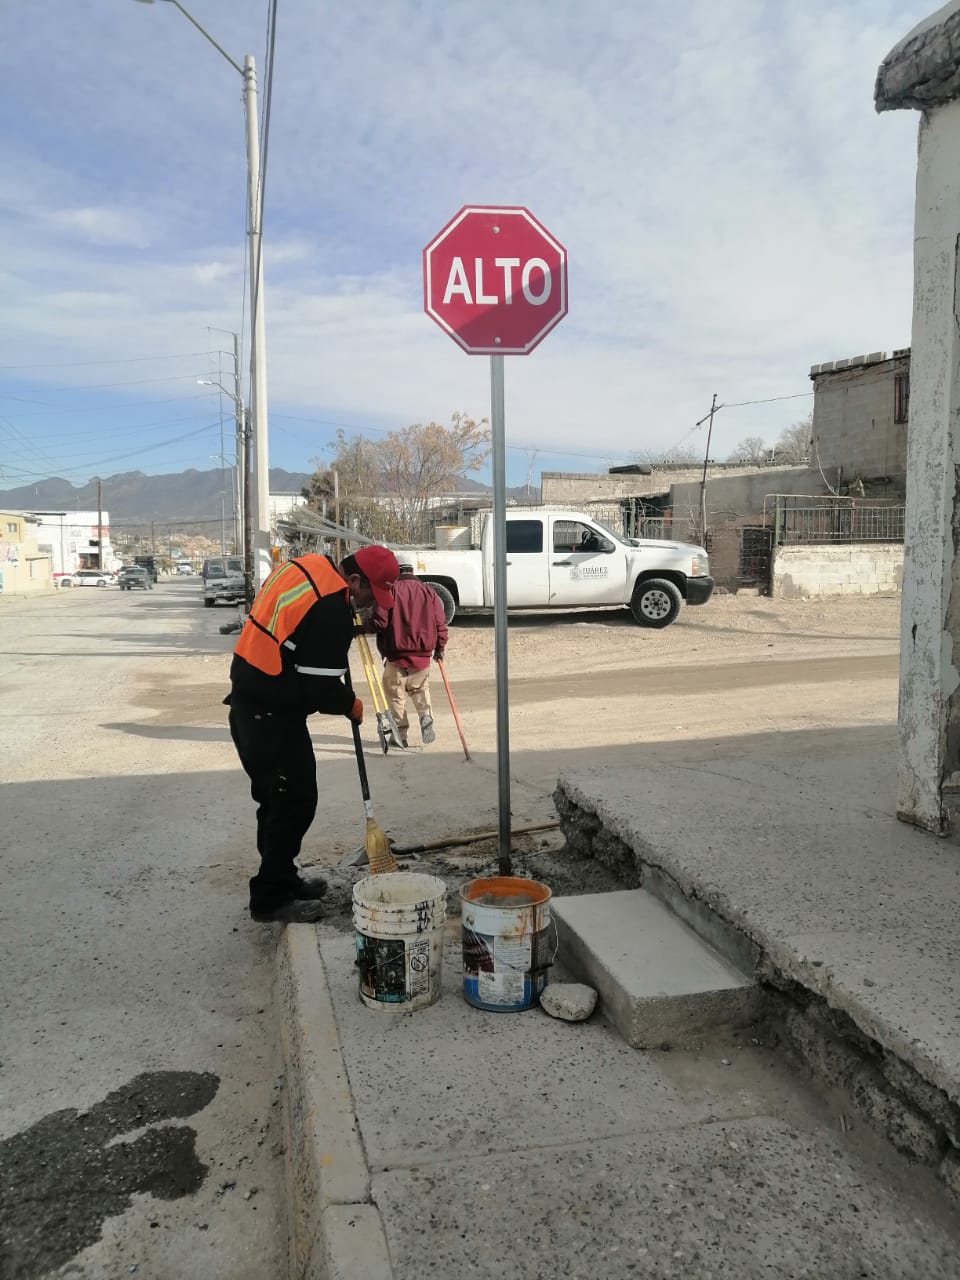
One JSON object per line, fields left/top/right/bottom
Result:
{"left": 0, "top": 1070, "right": 219, "bottom": 1279}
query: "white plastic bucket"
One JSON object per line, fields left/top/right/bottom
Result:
{"left": 352, "top": 872, "right": 447, "bottom": 1012}
{"left": 459, "top": 876, "right": 553, "bottom": 1012}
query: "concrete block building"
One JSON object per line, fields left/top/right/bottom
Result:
{"left": 809, "top": 350, "right": 910, "bottom": 495}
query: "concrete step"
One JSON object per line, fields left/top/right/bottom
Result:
{"left": 551, "top": 890, "right": 761, "bottom": 1048}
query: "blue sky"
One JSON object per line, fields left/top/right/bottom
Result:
{"left": 0, "top": 0, "right": 932, "bottom": 493}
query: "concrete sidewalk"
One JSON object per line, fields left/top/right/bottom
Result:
{"left": 280, "top": 921, "right": 960, "bottom": 1280}
{"left": 555, "top": 739, "right": 960, "bottom": 1190}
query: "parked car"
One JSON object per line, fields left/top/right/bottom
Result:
{"left": 66, "top": 569, "right": 116, "bottom": 588}
{"left": 175, "top": 562, "right": 195, "bottom": 575}
{"left": 202, "top": 555, "right": 244, "bottom": 586}
{"left": 134, "top": 555, "right": 159, "bottom": 584}
{"left": 118, "top": 566, "right": 152, "bottom": 591}
{"left": 204, "top": 572, "right": 246, "bottom": 608}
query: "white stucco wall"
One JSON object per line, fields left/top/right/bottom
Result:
{"left": 771, "top": 544, "right": 903, "bottom": 598}
{"left": 896, "top": 94, "right": 960, "bottom": 833}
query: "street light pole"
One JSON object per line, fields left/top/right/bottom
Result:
{"left": 133, "top": 0, "right": 271, "bottom": 587}
{"left": 199, "top": 379, "right": 253, "bottom": 609}
{"left": 208, "top": 328, "right": 244, "bottom": 556}
{"left": 242, "top": 55, "right": 271, "bottom": 588}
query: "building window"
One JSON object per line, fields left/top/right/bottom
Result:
{"left": 894, "top": 373, "right": 910, "bottom": 424}
{"left": 6, "top": 522, "right": 16, "bottom": 534}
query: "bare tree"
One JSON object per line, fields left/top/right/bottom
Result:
{"left": 632, "top": 445, "right": 702, "bottom": 466}
{"left": 304, "top": 414, "right": 490, "bottom": 542}
{"left": 727, "top": 435, "right": 770, "bottom": 465}
{"left": 378, "top": 413, "right": 490, "bottom": 527}
{"left": 774, "top": 412, "right": 813, "bottom": 463}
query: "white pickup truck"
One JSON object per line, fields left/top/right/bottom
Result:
{"left": 407, "top": 508, "right": 714, "bottom": 628}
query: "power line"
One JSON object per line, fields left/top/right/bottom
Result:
{"left": 0, "top": 350, "right": 217, "bottom": 371}
{"left": 4, "top": 372, "right": 209, "bottom": 393}
{"left": 722, "top": 391, "right": 813, "bottom": 409}
{"left": 2, "top": 392, "right": 217, "bottom": 421}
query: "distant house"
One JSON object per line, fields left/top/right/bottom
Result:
{"left": 808, "top": 349, "right": 909, "bottom": 495}
{"left": 0, "top": 511, "right": 52, "bottom": 593}
{"left": 27, "top": 510, "right": 120, "bottom": 573}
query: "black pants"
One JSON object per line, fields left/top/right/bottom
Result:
{"left": 228, "top": 703, "right": 318, "bottom": 911}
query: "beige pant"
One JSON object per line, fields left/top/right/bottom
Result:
{"left": 382, "top": 661, "right": 432, "bottom": 737}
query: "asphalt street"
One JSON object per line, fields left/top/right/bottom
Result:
{"left": 0, "top": 583, "right": 286, "bottom": 1280}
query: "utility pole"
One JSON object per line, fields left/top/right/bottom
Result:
{"left": 698, "top": 394, "right": 719, "bottom": 545}
{"left": 242, "top": 408, "right": 254, "bottom": 609}
{"left": 96, "top": 479, "right": 103, "bottom": 569}
{"left": 333, "top": 467, "right": 341, "bottom": 563}
{"left": 244, "top": 54, "right": 271, "bottom": 588}
{"left": 209, "top": 327, "right": 244, "bottom": 560}
{"left": 151, "top": 521, "right": 156, "bottom": 559}
{"left": 133, "top": 3, "right": 270, "bottom": 587}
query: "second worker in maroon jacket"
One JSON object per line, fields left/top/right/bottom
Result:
{"left": 371, "top": 555, "right": 449, "bottom": 748}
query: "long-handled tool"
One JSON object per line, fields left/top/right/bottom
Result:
{"left": 344, "top": 670, "right": 398, "bottom": 874}
{"left": 353, "top": 621, "right": 402, "bottom": 753}
{"left": 437, "top": 657, "right": 471, "bottom": 761}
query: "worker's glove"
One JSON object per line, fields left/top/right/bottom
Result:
{"left": 433, "top": 647, "right": 444, "bottom": 663}
{"left": 347, "top": 696, "right": 363, "bottom": 724}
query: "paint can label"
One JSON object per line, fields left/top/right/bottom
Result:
{"left": 407, "top": 938, "right": 432, "bottom": 999}
{"left": 356, "top": 934, "right": 407, "bottom": 1003}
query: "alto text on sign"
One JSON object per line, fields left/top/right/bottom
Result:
{"left": 423, "top": 206, "right": 568, "bottom": 355}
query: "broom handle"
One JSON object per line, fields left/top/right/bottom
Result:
{"left": 344, "top": 661, "right": 372, "bottom": 806}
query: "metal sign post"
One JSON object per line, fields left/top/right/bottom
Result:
{"left": 423, "top": 205, "right": 568, "bottom": 875}
{"left": 489, "top": 353, "right": 511, "bottom": 872}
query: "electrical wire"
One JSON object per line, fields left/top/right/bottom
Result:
{"left": 721, "top": 391, "right": 814, "bottom": 409}
{"left": 0, "top": 350, "right": 217, "bottom": 371}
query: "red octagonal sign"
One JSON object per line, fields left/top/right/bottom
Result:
{"left": 423, "top": 206, "right": 567, "bottom": 355}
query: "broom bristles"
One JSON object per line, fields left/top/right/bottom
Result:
{"left": 366, "top": 817, "right": 398, "bottom": 875}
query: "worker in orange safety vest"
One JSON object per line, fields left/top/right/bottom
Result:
{"left": 225, "top": 545, "right": 399, "bottom": 922}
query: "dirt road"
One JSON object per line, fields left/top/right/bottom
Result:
{"left": 0, "top": 583, "right": 902, "bottom": 1277}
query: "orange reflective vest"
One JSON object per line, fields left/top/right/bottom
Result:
{"left": 234, "top": 555, "right": 349, "bottom": 677}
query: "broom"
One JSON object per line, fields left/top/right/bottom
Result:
{"left": 346, "top": 667, "right": 398, "bottom": 875}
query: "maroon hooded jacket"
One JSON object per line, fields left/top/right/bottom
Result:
{"left": 372, "top": 577, "right": 448, "bottom": 672}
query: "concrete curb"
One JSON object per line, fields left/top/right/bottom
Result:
{"left": 277, "top": 925, "right": 395, "bottom": 1280}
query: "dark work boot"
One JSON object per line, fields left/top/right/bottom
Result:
{"left": 420, "top": 714, "right": 435, "bottom": 744}
{"left": 292, "top": 876, "right": 329, "bottom": 900}
{"left": 250, "top": 899, "right": 324, "bottom": 924}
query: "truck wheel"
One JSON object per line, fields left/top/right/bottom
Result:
{"left": 423, "top": 580, "right": 456, "bottom": 625}
{"left": 203, "top": 597, "right": 214, "bottom": 608}
{"left": 630, "top": 578, "right": 682, "bottom": 628}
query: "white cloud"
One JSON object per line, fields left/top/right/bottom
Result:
{"left": 0, "top": 0, "right": 934, "bottom": 476}
{"left": 46, "top": 205, "right": 151, "bottom": 248}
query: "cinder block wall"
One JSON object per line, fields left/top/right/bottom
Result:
{"left": 811, "top": 353, "right": 909, "bottom": 483}
{"left": 771, "top": 544, "right": 903, "bottom": 598}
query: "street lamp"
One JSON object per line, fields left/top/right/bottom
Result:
{"left": 199, "top": 379, "right": 253, "bottom": 608}
{"left": 133, "top": 0, "right": 271, "bottom": 588}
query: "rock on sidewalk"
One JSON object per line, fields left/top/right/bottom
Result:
{"left": 540, "top": 983, "right": 597, "bottom": 1022}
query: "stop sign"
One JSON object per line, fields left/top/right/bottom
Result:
{"left": 423, "top": 206, "right": 567, "bottom": 355}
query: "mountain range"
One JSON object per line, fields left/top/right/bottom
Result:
{"left": 0, "top": 468, "right": 538, "bottom": 526}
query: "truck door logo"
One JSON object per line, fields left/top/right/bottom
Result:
{"left": 569, "top": 565, "right": 608, "bottom": 581}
